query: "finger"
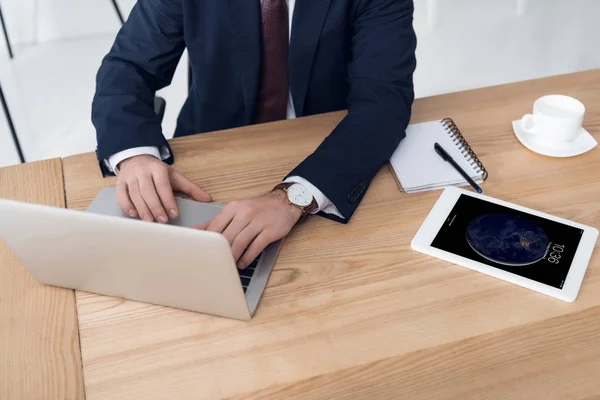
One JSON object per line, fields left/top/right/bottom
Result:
{"left": 128, "top": 180, "right": 153, "bottom": 222}
{"left": 194, "top": 220, "right": 211, "bottom": 230}
{"left": 231, "top": 224, "right": 262, "bottom": 261}
{"left": 238, "top": 232, "right": 272, "bottom": 269}
{"left": 152, "top": 168, "right": 178, "bottom": 219}
{"left": 116, "top": 181, "right": 137, "bottom": 217}
{"left": 171, "top": 171, "right": 212, "bottom": 202}
{"left": 139, "top": 176, "right": 168, "bottom": 223}
{"left": 221, "top": 216, "right": 251, "bottom": 245}
{"left": 206, "top": 207, "right": 235, "bottom": 233}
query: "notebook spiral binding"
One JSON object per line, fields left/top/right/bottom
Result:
{"left": 441, "top": 118, "right": 489, "bottom": 181}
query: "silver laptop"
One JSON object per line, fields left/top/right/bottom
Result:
{"left": 0, "top": 187, "right": 282, "bottom": 320}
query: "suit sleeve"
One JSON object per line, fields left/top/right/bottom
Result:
{"left": 286, "top": 0, "right": 416, "bottom": 223}
{"left": 92, "top": 0, "right": 185, "bottom": 175}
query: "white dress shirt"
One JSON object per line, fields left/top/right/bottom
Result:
{"left": 105, "top": 0, "right": 344, "bottom": 218}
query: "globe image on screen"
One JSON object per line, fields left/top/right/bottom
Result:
{"left": 465, "top": 213, "right": 550, "bottom": 266}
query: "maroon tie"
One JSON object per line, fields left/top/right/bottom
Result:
{"left": 255, "top": 0, "right": 289, "bottom": 123}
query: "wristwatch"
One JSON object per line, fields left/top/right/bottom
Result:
{"left": 272, "top": 182, "right": 318, "bottom": 218}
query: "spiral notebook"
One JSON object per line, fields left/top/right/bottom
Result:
{"left": 389, "top": 118, "right": 488, "bottom": 193}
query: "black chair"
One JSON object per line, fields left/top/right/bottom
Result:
{"left": 154, "top": 97, "right": 166, "bottom": 122}
{"left": 110, "top": 0, "right": 125, "bottom": 25}
{"left": 0, "top": 0, "right": 12, "bottom": 59}
{"left": 0, "top": 80, "right": 25, "bottom": 163}
{"left": 0, "top": 2, "right": 24, "bottom": 163}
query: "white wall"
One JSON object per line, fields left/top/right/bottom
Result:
{"left": 413, "top": 0, "right": 600, "bottom": 97}
{"left": 0, "top": 0, "right": 136, "bottom": 45}
{"left": 0, "top": 0, "right": 599, "bottom": 167}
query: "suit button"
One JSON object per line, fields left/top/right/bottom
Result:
{"left": 357, "top": 184, "right": 366, "bottom": 197}
{"left": 348, "top": 182, "right": 368, "bottom": 204}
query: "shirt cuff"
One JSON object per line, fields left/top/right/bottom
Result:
{"left": 105, "top": 146, "right": 171, "bottom": 174}
{"left": 283, "top": 176, "right": 345, "bottom": 219}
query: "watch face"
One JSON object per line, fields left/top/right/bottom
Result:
{"left": 287, "top": 184, "right": 313, "bottom": 207}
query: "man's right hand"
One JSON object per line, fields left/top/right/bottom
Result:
{"left": 116, "top": 155, "right": 212, "bottom": 223}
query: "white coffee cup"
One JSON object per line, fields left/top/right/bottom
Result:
{"left": 521, "top": 95, "right": 585, "bottom": 144}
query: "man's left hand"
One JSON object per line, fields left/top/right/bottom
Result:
{"left": 194, "top": 190, "right": 303, "bottom": 269}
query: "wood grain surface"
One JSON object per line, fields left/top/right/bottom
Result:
{"left": 63, "top": 70, "right": 600, "bottom": 399}
{"left": 0, "top": 159, "right": 84, "bottom": 399}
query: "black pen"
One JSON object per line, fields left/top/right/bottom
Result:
{"left": 434, "top": 142, "right": 483, "bottom": 193}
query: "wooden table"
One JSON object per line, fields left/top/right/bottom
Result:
{"left": 2, "top": 70, "right": 600, "bottom": 399}
{"left": 0, "top": 160, "right": 84, "bottom": 399}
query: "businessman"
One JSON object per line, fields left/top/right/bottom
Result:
{"left": 92, "top": 0, "right": 416, "bottom": 268}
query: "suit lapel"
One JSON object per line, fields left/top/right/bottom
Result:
{"left": 290, "top": 0, "right": 333, "bottom": 117}
{"left": 227, "top": 0, "right": 262, "bottom": 123}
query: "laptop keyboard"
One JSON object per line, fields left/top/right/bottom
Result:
{"left": 238, "top": 254, "right": 261, "bottom": 293}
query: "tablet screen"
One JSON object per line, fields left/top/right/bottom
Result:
{"left": 431, "top": 194, "right": 584, "bottom": 289}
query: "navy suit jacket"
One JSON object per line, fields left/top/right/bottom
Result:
{"left": 92, "top": 0, "right": 416, "bottom": 223}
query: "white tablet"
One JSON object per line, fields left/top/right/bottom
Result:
{"left": 411, "top": 187, "right": 599, "bottom": 302}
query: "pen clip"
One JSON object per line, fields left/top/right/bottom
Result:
{"left": 434, "top": 142, "right": 449, "bottom": 161}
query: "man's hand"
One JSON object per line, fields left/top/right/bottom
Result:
{"left": 116, "top": 155, "right": 212, "bottom": 222}
{"left": 195, "top": 190, "right": 302, "bottom": 269}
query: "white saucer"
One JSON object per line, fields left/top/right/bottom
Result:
{"left": 512, "top": 120, "right": 598, "bottom": 158}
